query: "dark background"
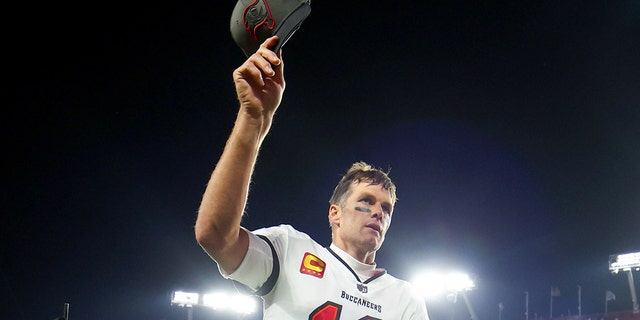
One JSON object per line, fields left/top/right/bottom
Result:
{"left": 3, "top": 1, "right": 639, "bottom": 319}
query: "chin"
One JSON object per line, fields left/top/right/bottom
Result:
{"left": 371, "top": 238, "right": 384, "bottom": 251}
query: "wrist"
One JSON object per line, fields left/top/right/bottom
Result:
{"left": 234, "top": 110, "right": 273, "bottom": 144}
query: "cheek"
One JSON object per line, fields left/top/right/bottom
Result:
{"left": 382, "top": 216, "right": 392, "bottom": 229}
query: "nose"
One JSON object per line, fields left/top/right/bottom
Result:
{"left": 373, "top": 204, "right": 392, "bottom": 225}
{"left": 370, "top": 204, "right": 384, "bottom": 220}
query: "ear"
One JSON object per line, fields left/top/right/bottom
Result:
{"left": 328, "top": 204, "right": 341, "bottom": 226}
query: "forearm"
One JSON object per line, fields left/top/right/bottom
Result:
{"left": 195, "top": 112, "right": 271, "bottom": 260}
{"left": 196, "top": 35, "right": 283, "bottom": 271}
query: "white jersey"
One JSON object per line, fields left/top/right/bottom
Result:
{"left": 223, "top": 224, "right": 429, "bottom": 320}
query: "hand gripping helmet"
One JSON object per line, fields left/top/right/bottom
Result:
{"left": 230, "top": 0, "right": 311, "bottom": 57}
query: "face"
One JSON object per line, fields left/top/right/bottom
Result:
{"left": 330, "top": 181, "right": 394, "bottom": 262}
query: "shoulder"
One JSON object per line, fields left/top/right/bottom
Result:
{"left": 382, "top": 273, "right": 425, "bottom": 300}
{"left": 250, "top": 224, "right": 327, "bottom": 269}
{"left": 253, "top": 224, "right": 312, "bottom": 240}
{"left": 378, "top": 273, "right": 429, "bottom": 317}
{"left": 381, "top": 272, "right": 412, "bottom": 287}
{"left": 251, "top": 224, "right": 318, "bottom": 251}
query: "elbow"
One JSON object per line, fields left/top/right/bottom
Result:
{"left": 194, "top": 221, "right": 220, "bottom": 251}
{"left": 195, "top": 201, "right": 244, "bottom": 256}
{"left": 194, "top": 218, "right": 236, "bottom": 254}
{"left": 194, "top": 222, "right": 208, "bottom": 246}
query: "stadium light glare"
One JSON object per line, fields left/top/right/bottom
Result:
{"left": 411, "top": 270, "right": 475, "bottom": 300}
{"left": 411, "top": 270, "right": 479, "bottom": 320}
{"left": 609, "top": 252, "right": 640, "bottom": 274}
{"left": 230, "top": 294, "right": 258, "bottom": 314}
{"left": 171, "top": 291, "right": 199, "bottom": 307}
{"left": 445, "top": 272, "right": 475, "bottom": 292}
{"left": 170, "top": 289, "right": 258, "bottom": 317}
{"left": 411, "top": 271, "right": 447, "bottom": 299}
{"left": 609, "top": 251, "right": 640, "bottom": 314}
{"left": 203, "top": 291, "right": 258, "bottom": 315}
{"left": 202, "top": 292, "right": 227, "bottom": 310}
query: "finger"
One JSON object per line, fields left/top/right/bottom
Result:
{"left": 247, "top": 53, "right": 275, "bottom": 78}
{"left": 257, "top": 36, "right": 281, "bottom": 66}
{"left": 235, "top": 62, "right": 265, "bottom": 87}
{"left": 259, "top": 35, "right": 280, "bottom": 50}
{"left": 272, "top": 50, "right": 284, "bottom": 82}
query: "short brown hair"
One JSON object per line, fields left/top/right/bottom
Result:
{"left": 329, "top": 161, "right": 397, "bottom": 207}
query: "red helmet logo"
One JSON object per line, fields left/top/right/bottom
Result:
{"left": 243, "top": 0, "right": 276, "bottom": 41}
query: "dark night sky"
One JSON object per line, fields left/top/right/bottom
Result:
{"left": 3, "top": 1, "right": 639, "bottom": 319}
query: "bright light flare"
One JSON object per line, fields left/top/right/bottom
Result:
{"left": 171, "top": 291, "right": 199, "bottom": 307}
{"left": 445, "top": 272, "right": 475, "bottom": 292}
{"left": 203, "top": 291, "right": 258, "bottom": 315}
{"left": 411, "top": 271, "right": 475, "bottom": 299}
{"left": 411, "top": 271, "right": 447, "bottom": 299}
{"left": 609, "top": 251, "right": 640, "bottom": 273}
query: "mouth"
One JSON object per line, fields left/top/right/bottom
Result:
{"left": 366, "top": 223, "right": 381, "bottom": 233}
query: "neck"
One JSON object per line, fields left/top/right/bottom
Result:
{"left": 331, "top": 241, "right": 376, "bottom": 265}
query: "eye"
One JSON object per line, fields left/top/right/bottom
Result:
{"left": 382, "top": 205, "right": 392, "bottom": 215}
{"left": 360, "top": 197, "right": 373, "bottom": 205}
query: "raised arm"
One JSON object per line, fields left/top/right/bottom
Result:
{"left": 195, "top": 36, "right": 285, "bottom": 273}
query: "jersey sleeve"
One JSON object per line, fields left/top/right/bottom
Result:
{"left": 220, "top": 228, "right": 274, "bottom": 291}
{"left": 409, "top": 288, "right": 430, "bottom": 319}
{"left": 412, "top": 299, "right": 430, "bottom": 320}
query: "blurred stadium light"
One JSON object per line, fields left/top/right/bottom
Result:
{"left": 411, "top": 270, "right": 476, "bottom": 299}
{"left": 609, "top": 251, "right": 640, "bottom": 314}
{"left": 171, "top": 289, "right": 258, "bottom": 319}
{"left": 411, "top": 270, "right": 479, "bottom": 320}
{"left": 202, "top": 291, "right": 258, "bottom": 315}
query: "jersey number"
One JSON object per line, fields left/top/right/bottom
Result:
{"left": 309, "top": 301, "right": 381, "bottom": 320}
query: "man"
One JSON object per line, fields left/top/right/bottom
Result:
{"left": 195, "top": 36, "right": 429, "bottom": 319}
